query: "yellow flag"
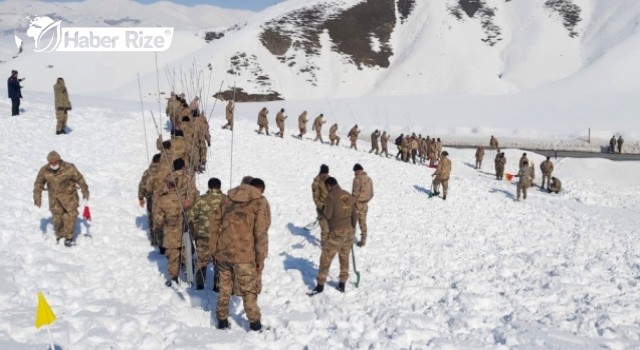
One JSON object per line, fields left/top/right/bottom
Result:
{"left": 35, "top": 292, "right": 56, "bottom": 329}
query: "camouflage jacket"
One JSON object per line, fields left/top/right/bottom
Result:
{"left": 312, "top": 174, "right": 328, "bottom": 210}
{"left": 213, "top": 184, "right": 271, "bottom": 265}
{"left": 298, "top": 112, "right": 308, "bottom": 129}
{"left": 540, "top": 160, "right": 554, "bottom": 174}
{"left": 312, "top": 116, "right": 324, "bottom": 131}
{"left": 138, "top": 163, "right": 159, "bottom": 200}
{"left": 276, "top": 111, "right": 286, "bottom": 128}
{"left": 352, "top": 170, "right": 374, "bottom": 202}
{"left": 189, "top": 189, "right": 226, "bottom": 241}
{"left": 33, "top": 160, "right": 89, "bottom": 213}
{"left": 53, "top": 81, "right": 72, "bottom": 110}
{"left": 225, "top": 101, "right": 234, "bottom": 120}
{"left": 323, "top": 184, "right": 357, "bottom": 232}
{"left": 258, "top": 109, "right": 269, "bottom": 126}
{"left": 173, "top": 169, "right": 198, "bottom": 208}
{"left": 434, "top": 157, "right": 452, "bottom": 181}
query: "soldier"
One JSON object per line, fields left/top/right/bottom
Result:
{"left": 165, "top": 92, "right": 180, "bottom": 132}
{"left": 411, "top": 135, "right": 419, "bottom": 164}
{"left": 380, "top": 131, "right": 390, "bottom": 157}
{"left": 257, "top": 107, "right": 269, "bottom": 135}
{"left": 474, "top": 146, "right": 485, "bottom": 169}
{"left": 189, "top": 177, "right": 226, "bottom": 290}
{"left": 348, "top": 125, "right": 360, "bottom": 150}
{"left": 495, "top": 152, "right": 506, "bottom": 180}
{"left": 7, "top": 70, "right": 23, "bottom": 116}
{"left": 192, "top": 112, "right": 211, "bottom": 173}
{"left": 139, "top": 154, "right": 161, "bottom": 243}
{"left": 329, "top": 123, "right": 340, "bottom": 146}
{"left": 427, "top": 138, "right": 436, "bottom": 166}
{"left": 352, "top": 163, "right": 374, "bottom": 246}
{"left": 549, "top": 177, "right": 562, "bottom": 194}
{"left": 212, "top": 178, "right": 271, "bottom": 331}
{"left": 312, "top": 164, "right": 330, "bottom": 244}
{"left": 312, "top": 114, "right": 325, "bottom": 143}
{"left": 222, "top": 100, "right": 234, "bottom": 131}
{"left": 431, "top": 151, "right": 451, "bottom": 200}
{"left": 298, "top": 110, "right": 308, "bottom": 138}
{"left": 617, "top": 136, "right": 624, "bottom": 154}
{"left": 515, "top": 160, "right": 534, "bottom": 201}
{"left": 489, "top": 135, "right": 499, "bottom": 150}
{"left": 436, "top": 138, "right": 443, "bottom": 160}
{"left": 309, "top": 177, "right": 357, "bottom": 295}
{"left": 395, "top": 134, "right": 404, "bottom": 159}
{"left": 53, "top": 77, "right": 72, "bottom": 135}
{"left": 275, "top": 108, "right": 287, "bottom": 138}
{"left": 153, "top": 175, "right": 184, "bottom": 286}
{"left": 609, "top": 136, "right": 616, "bottom": 154}
{"left": 33, "top": 151, "right": 89, "bottom": 247}
{"left": 519, "top": 153, "right": 529, "bottom": 169}
{"left": 540, "top": 156, "right": 554, "bottom": 190}
{"left": 369, "top": 130, "right": 380, "bottom": 154}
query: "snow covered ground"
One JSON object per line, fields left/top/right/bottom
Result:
{"left": 1, "top": 95, "right": 639, "bottom": 349}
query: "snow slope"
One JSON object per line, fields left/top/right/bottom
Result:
{"left": 0, "top": 94, "right": 639, "bottom": 349}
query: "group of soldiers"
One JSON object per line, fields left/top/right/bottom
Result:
{"left": 475, "top": 144, "right": 562, "bottom": 201}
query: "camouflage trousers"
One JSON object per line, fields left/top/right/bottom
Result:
{"left": 316, "top": 228, "right": 355, "bottom": 285}
{"left": 517, "top": 182, "right": 531, "bottom": 200}
{"left": 258, "top": 125, "right": 269, "bottom": 135}
{"left": 381, "top": 145, "right": 388, "bottom": 157}
{"left": 541, "top": 173, "right": 551, "bottom": 189}
{"left": 330, "top": 136, "right": 340, "bottom": 146}
{"left": 277, "top": 126, "right": 285, "bottom": 138}
{"left": 350, "top": 139, "right": 358, "bottom": 150}
{"left": 195, "top": 239, "right": 212, "bottom": 271}
{"left": 369, "top": 143, "right": 379, "bottom": 154}
{"left": 223, "top": 118, "right": 234, "bottom": 131}
{"left": 55, "top": 109, "right": 68, "bottom": 132}
{"left": 165, "top": 247, "right": 181, "bottom": 279}
{"left": 315, "top": 131, "right": 324, "bottom": 143}
{"left": 52, "top": 208, "right": 78, "bottom": 240}
{"left": 496, "top": 166, "right": 504, "bottom": 180}
{"left": 317, "top": 208, "right": 329, "bottom": 246}
{"left": 432, "top": 178, "right": 449, "bottom": 196}
{"left": 475, "top": 158, "right": 483, "bottom": 169}
{"left": 355, "top": 202, "right": 368, "bottom": 243}
{"left": 216, "top": 261, "right": 261, "bottom": 323}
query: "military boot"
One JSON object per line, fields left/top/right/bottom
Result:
{"left": 336, "top": 282, "right": 346, "bottom": 293}
{"left": 217, "top": 319, "right": 230, "bottom": 330}
{"left": 249, "top": 320, "right": 262, "bottom": 332}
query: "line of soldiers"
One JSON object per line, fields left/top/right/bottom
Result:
{"left": 163, "top": 92, "right": 212, "bottom": 173}
{"left": 393, "top": 133, "right": 444, "bottom": 166}
{"left": 309, "top": 163, "right": 373, "bottom": 295}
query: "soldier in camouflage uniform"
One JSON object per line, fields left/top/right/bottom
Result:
{"left": 298, "top": 110, "right": 308, "bottom": 138}
{"left": 495, "top": 151, "right": 506, "bottom": 180}
{"left": 515, "top": 160, "right": 534, "bottom": 201}
{"left": 312, "top": 164, "right": 330, "bottom": 245}
{"left": 153, "top": 176, "right": 184, "bottom": 286}
{"left": 212, "top": 178, "right": 271, "bottom": 331}
{"left": 352, "top": 163, "right": 374, "bottom": 246}
{"left": 34, "top": 151, "right": 89, "bottom": 247}
{"left": 432, "top": 151, "right": 452, "bottom": 200}
{"left": 138, "top": 154, "right": 161, "bottom": 243}
{"left": 348, "top": 125, "right": 360, "bottom": 150}
{"left": 549, "top": 177, "right": 562, "bottom": 194}
{"left": 171, "top": 158, "right": 198, "bottom": 210}
{"left": 189, "top": 177, "right": 226, "bottom": 290}
{"left": 475, "top": 146, "right": 485, "bottom": 169}
{"left": 275, "top": 108, "right": 287, "bottom": 138}
{"left": 369, "top": 130, "right": 380, "bottom": 154}
{"left": 540, "top": 156, "right": 554, "bottom": 190}
{"left": 312, "top": 114, "right": 325, "bottom": 143}
{"left": 53, "top": 78, "right": 72, "bottom": 134}
{"left": 222, "top": 100, "right": 234, "bottom": 131}
{"left": 257, "top": 107, "right": 269, "bottom": 135}
{"left": 309, "top": 177, "right": 357, "bottom": 295}
{"left": 329, "top": 123, "right": 340, "bottom": 146}
{"left": 380, "top": 131, "right": 390, "bottom": 157}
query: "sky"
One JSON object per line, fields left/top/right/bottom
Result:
{"left": 41, "top": 0, "right": 280, "bottom": 11}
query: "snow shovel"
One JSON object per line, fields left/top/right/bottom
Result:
{"left": 351, "top": 243, "right": 361, "bottom": 288}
